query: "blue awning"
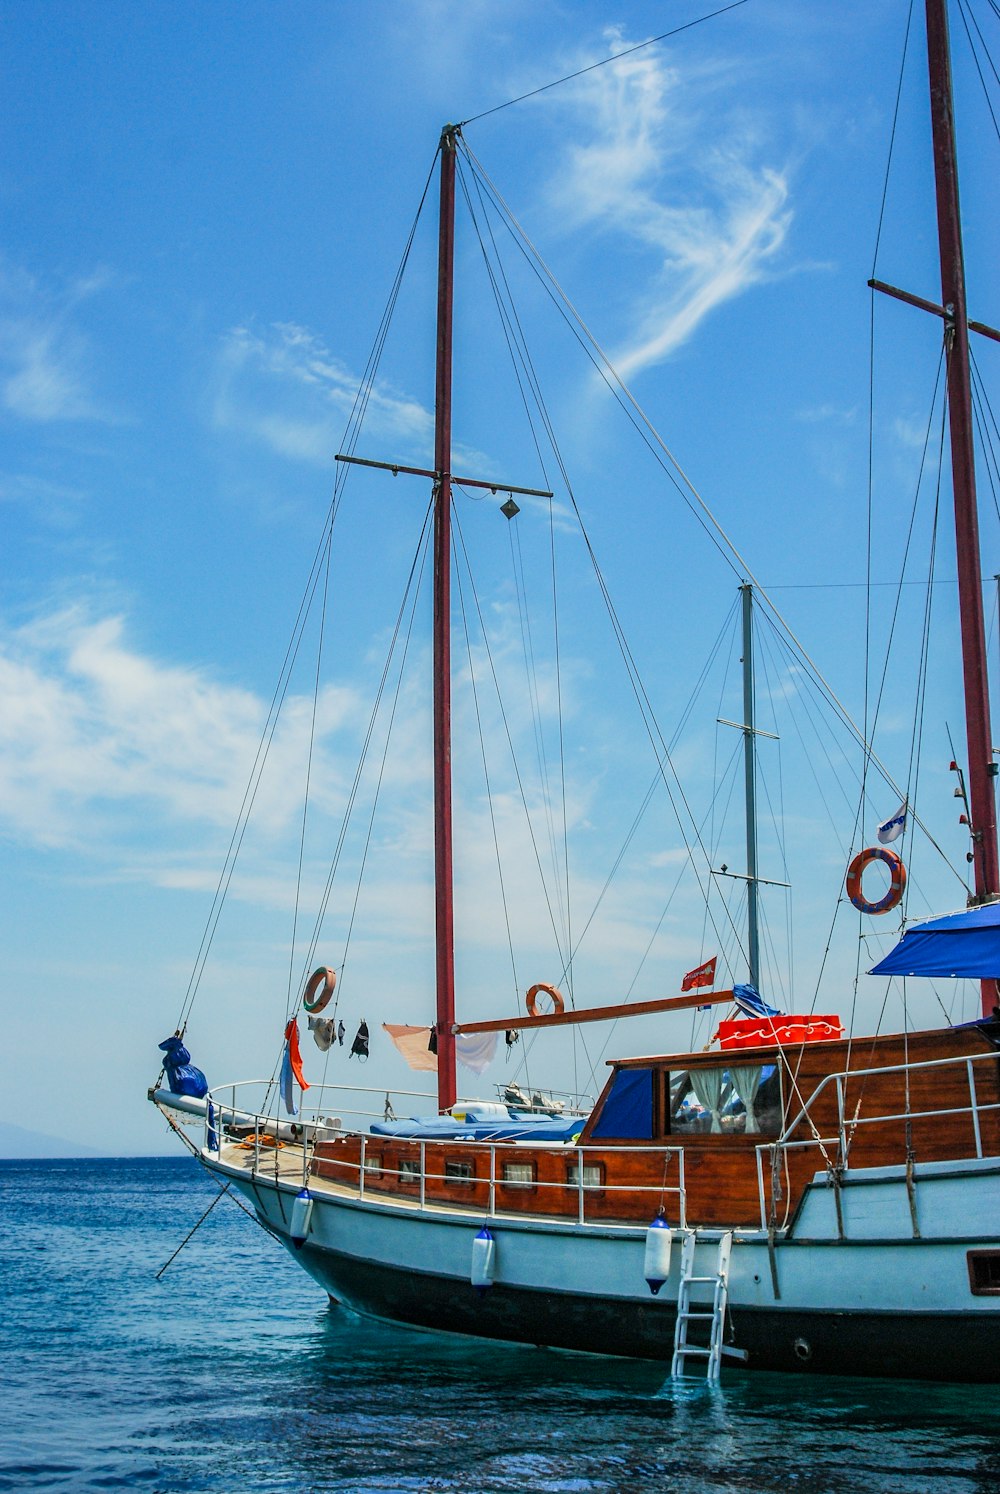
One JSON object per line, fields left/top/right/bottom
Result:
{"left": 869, "top": 902, "right": 1000, "bottom": 978}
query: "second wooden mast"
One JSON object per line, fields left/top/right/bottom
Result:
{"left": 433, "top": 125, "right": 459, "bottom": 1109}
{"left": 925, "top": 0, "right": 999, "bottom": 1012}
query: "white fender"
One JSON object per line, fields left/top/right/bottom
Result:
{"left": 290, "top": 1188, "right": 314, "bottom": 1250}
{"left": 643, "top": 1216, "right": 672, "bottom": 1295}
{"left": 471, "top": 1226, "right": 496, "bottom": 1292}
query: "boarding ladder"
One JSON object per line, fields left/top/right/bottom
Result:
{"left": 671, "top": 1231, "right": 732, "bottom": 1380}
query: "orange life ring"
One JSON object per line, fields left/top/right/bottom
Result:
{"left": 526, "top": 982, "right": 565, "bottom": 1018}
{"left": 845, "top": 847, "right": 906, "bottom": 915}
{"left": 303, "top": 966, "right": 337, "bottom": 1013}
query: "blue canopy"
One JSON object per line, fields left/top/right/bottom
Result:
{"left": 869, "top": 902, "right": 1000, "bottom": 979}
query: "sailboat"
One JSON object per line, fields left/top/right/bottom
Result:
{"left": 152, "top": 1, "right": 1000, "bottom": 1382}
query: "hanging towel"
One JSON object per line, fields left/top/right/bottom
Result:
{"left": 350, "top": 1020, "right": 370, "bottom": 1061}
{"left": 383, "top": 1023, "right": 438, "bottom": 1072}
{"left": 337, "top": 1020, "right": 345, "bottom": 1047}
{"left": 309, "top": 1016, "right": 336, "bottom": 1052}
{"left": 455, "top": 1030, "right": 498, "bottom": 1076}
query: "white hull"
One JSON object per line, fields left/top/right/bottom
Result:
{"left": 202, "top": 1143, "right": 1000, "bottom": 1380}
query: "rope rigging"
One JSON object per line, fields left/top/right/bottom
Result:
{"left": 172, "top": 30, "right": 1000, "bottom": 1108}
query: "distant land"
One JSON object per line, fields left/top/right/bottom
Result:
{"left": 0, "top": 1119, "right": 107, "bottom": 1159}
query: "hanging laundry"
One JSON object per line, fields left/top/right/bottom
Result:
{"left": 383, "top": 1023, "right": 437, "bottom": 1072}
{"left": 157, "top": 1035, "right": 208, "bottom": 1099}
{"left": 309, "top": 1016, "right": 336, "bottom": 1052}
{"left": 428, "top": 1026, "right": 438, "bottom": 1055}
{"left": 504, "top": 1028, "right": 520, "bottom": 1052}
{"left": 350, "top": 1020, "right": 370, "bottom": 1061}
{"left": 337, "top": 1020, "right": 345, "bottom": 1047}
{"left": 280, "top": 1017, "right": 310, "bottom": 1116}
{"left": 455, "top": 1030, "right": 498, "bottom": 1076}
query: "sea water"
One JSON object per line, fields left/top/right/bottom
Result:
{"left": 1, "top": 1158, "right": 999, "bottom": 1494}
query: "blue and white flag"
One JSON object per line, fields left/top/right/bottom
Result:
{"left": 732, "top": 983, "right": 781, "bottom": 1020}
{"left": 877, "top": 800, "right": 907, "bottom": 845}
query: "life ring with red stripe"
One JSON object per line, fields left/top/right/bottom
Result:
{"left": 526, "top": 982, "right": 565, "bottom": 1018}
{"left": 845, "top": 847, "right": 906, "bottom": 915}
{"left": 303, "top": 966, "right": 337, "bottom": 1013}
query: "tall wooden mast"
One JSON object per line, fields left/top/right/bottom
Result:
{"left": 925, "top": 0, "right": 1000, "bottom": 1012}
{"left": 433, "top": 125, "right": 459, "bottom": 1107}
{"left": 740, "top": 583, "right": 761, "bottom": 990}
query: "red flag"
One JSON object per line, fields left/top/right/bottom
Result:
{"left": 681, "top": 956, "right": 717, "bottom": 992}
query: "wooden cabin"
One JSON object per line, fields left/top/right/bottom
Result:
{"left": 310, "top": 1020, "right": 1000, "bottom": 1229}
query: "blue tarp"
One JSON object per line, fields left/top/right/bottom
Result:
{"left": 589, "top": 1067, "right": 654, "bottom": 1140}
{"left": 869, "top": 902, "right": 1000, "bottom": 978}
{"left": 369, "top": 1113, "right": 582, "bottom": 1141}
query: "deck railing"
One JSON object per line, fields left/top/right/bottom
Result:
{"left": 203, "top": 1079, "right": 685, "bottom": 1230}
{"left": 204, "top": 1046, "right": 999, "bottom": 1235}
{"left": 775, "top": 1045, "right": 1000, "bottom": 1159}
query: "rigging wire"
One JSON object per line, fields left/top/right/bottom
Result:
{"left": 458, "top": 2, "right": 750, "bottom": 127}
{"left": 455, "top": 156, "right": 571, "bottom": 956}
{"left": 286, "top": 526, "right": 334, "bottom": 1011}
{"left": 857, "top": 0, "right": 916, "bottom": 1005}
{"left": 173, "top": 150, "right": 438, "bottom": 1039}
{"left": 457, "top": 139, "right": 933, "bottom": 824}
{"left": 457, "top": 143, "right": 748, "bottom": 967}
{"left": 451, "top": 507, "right": 523, "bottom": 1005}
{"left": 297, "top": 495, "right": 436, "bottom": 995}
{"left": 956, "top": 0, "right": 1000, "bottom": 141}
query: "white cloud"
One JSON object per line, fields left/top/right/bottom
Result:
{"left": 549, "top": 31, "right": 792, "bottom": 379}
{"left": 0, "top": 260, "right": 114, "bottom": 423}
{"left": 0, "top": 605, "right": 360, "bottom": 852}
{"left": 211, "top": 322, "right": 433, "bottom": 464}
{"left": 796, "top": 403, "right": 858, "bottom": 425}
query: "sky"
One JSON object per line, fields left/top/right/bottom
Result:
{"left": 2, "top": 0, "right": 999, "bottom": 1155}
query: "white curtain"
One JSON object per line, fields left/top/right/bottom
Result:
{"left": 689, "top": 1067, "right": 724, "bottom": 1133}
{"left": 730, "top": 1065, "right": 764, "bottom": 1134}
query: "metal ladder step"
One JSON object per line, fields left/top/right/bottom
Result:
{"left": 671, "top": 1231, "right": 734, "bottom": 1382}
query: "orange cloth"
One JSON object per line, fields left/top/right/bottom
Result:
{"left": 383, "top": 1023, "right": 438, "bottom": 1072}
{"left": 284, "top": 1018, "right": 310, "bottom": 1090}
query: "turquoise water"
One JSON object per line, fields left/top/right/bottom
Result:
{"left": 1, "top": 1157, "right": 998, "bottom": 1493}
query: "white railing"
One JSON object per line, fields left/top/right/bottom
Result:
{"left": 206, "top": 1046, "right": 999, "bottom": 1234}
{"left": 751, "top": 1045, "right": 1000, "bottom": 1231}
{"left": 339, "top": 1136, "right": 687, "bottom": 1230}
{"left": 776, "top": 1045, "right": 1000, "bottom": 1158}
{"left": 205, "top": 1079, "right": 685, "bottom": 1229}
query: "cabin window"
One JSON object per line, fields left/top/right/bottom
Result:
{"left": 567, "top": 1162, "right": 604, "bottom": 1190}
{"left": 363, "top": 1153, "right": 383, "bottom": 1178}
{"left": 501, "top": 1161, "right": 536, "bottom": 1190}
{"left": 444, "top": 1159, "right": 474, "bottom": 1186}
{"left": 967, "top": 1250, "right": 1000, "bottom": 1295}
{"left": 667, "top": 1063, "right": 782, "bottom": 1137}
{"left": 398, "top": 1158, "right": 421, "bottom": 1184}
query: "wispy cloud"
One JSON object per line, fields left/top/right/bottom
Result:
{"left": 797, "top": 403, "right": 858, "bottom": 425}
{"left": 0, "top": 261, "right": 115, "bottom": 423}
{"left": 0, "top": 605, "right": 360, "bottom": 853}
{"left": 211, "top": 322, "right": 433, "bottom": 464}
{"left": 549, "top": 30, "right": 792, "bottom": 379}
